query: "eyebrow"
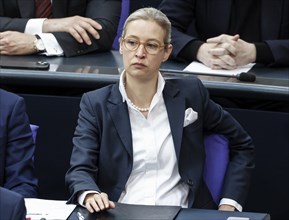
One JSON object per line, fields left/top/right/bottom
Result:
{"left": 125, "top": 35, "right": 162, "bottom": 43}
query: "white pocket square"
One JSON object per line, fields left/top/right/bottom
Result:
{"left": 183, "top": 108, "right": 198, "bottom": 127}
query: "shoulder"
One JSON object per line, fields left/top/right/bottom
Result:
{"left": 84, "top": 84, "right": 116, "bottom": 99}
{"left": 0, "top": 89, "right": 23, "bottom": 111}
{"left": 165, "top": 76, "right": 206, "bottom": 92}
{"left": 80, "top": 84, "right": 119, "bottom": 105}
{"left": 0, "top": 89, "right": 20, "bottom": 100}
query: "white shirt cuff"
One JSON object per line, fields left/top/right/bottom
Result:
{"left": 25, "top": 19, "right": 64, "bottom": 56}
{"left": 219, "top": 198, "right": 243, "bottom": 212}
{"left": 25, "top": 18, "right": 46, "bottom": 34}
{"left": 37, "top": 33, "right": 64, "bottom": 56}
{"left": 78, "top": 190, "right": 99, "bottom": 207}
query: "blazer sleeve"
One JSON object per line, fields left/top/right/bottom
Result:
{"left": 0, "top": 187, "right": 27, "bottom": 220}
{"left": 4, "top": 96, "right": 38, "bottom": 198}
{"left": 53, "top": 0, "right": 121, "bottom": 57}
{"left": 159, "top": 0, "right": 198, "bottom": 58}
{"left": 0, "top": 0, "right": 121, "bottom": 57}
{"left": 196, "top": 79, "right": 255, "bottom": 206}
{"left": 0, "top": 18, "right": 30, "bottom": 32}
{"left": 65, "top": 93, "right": 102, "bottom": 204}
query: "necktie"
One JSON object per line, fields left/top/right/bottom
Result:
{"left": 35, "top": 0, "right": 53, "bottom": 18}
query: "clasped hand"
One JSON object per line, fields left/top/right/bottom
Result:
{"left": 197, "top": 34, "right": 256, "bottom": 70}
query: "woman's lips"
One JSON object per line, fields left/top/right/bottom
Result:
{"left": 132, "top": 62, "right": 146, "bottom": 68}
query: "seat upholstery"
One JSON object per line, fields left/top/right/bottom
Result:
{"left": 30, "top": 124, "right": 39, "bottom": 143}
{"left": 112, "top": 0, "right": 130, "bottom": 49}
{"left": 203, "top": 133, "right": 229, "bottom": 204}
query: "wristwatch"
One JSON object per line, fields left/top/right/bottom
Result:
{"left": 34, "top": 34, "right": 46, "bottom": 53}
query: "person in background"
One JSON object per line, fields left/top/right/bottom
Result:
{"left": 65, "top": 7, "right": 254, "bottom": 213}
{"left": 0, "top": 187, "right": 27, "bottom": 220}
{"left": 0, "top": 0, "right": 121, "bottom": 57}
{"left": 158, "top": 0, "right": 289, "bottom": 69}
{"left": 0, "top": 89, "right": 38, "bottom": 198}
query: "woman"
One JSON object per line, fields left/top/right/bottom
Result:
{"left": 66, "top": 7, "right": 254, "bottom": 213}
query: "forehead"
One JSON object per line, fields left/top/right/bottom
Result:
{"left": 125, "top": 19, "right": 166, "bottom": 41}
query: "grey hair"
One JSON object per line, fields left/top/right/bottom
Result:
{"left": 121, "top": 7, "right": 171, "bottom": 44}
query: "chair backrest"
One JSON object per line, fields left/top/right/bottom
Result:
{"left": 203, "top": 133, "right": 229, "bottom": 204}
{"left": 112, "top": 0, "right": 130, "bottom": 50}
{"left": 30, "top": 124, "right": 39, "bottom": 143}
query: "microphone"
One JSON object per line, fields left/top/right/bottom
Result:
{"left": 160, "top": 69, "right": 256, "bottom": 82}
{"left": 236, "top": 72, "right": 256, "bottom": 82}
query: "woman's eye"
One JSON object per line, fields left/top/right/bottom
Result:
{"left": 127, "top": 40, "right": 138, "bottom": 46}
{"left": 146, "top": 43, "right": 158, "bottom": 50}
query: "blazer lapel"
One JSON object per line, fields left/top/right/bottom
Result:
{"left": 163, "top": 82, "right": 185, "bottom": 162}
{"left": 107, "top": 84, "right": 133, "bottom": 158}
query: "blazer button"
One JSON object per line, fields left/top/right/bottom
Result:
{"left": 187, "top": 179, "right": 193, "bottom": 186}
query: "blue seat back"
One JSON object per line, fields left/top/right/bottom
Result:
{"left": 30, "top": 124, "right": 39, "bottom": 143}
{"left": 203, "top": 133, "right": 229, "bottom": 204}
{"left": 112, "top": 0, "right": 130, "bottom": 49}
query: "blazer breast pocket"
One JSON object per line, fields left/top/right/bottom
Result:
{"left": 183, "top": 107, "right": 198, "bottom": 127}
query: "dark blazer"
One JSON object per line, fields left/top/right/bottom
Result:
{"left": 0, "top": 0, "right": 121, "bottom": 57}
{"left": 0, "top": 187, "right": 27, "bottom": 220}
{"left": 65, "top": 77, "right": 255, "bottom": 208}
{"left": 0, "top": 89, "right": 38, "bottom": 198}
{"left": 159, "top": 0, "right": 289, "bottom": 66}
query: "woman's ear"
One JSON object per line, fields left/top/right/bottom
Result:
{"left": 163, "top": 44, "right": 173, "bottom": 62}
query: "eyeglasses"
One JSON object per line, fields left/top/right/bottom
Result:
{"left": 122, "top": 38, "right": 166, "bottom": 55}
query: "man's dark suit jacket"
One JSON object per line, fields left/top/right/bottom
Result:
{"left": 0, "top": 187, "right": 27, "bottom": 220}
{"left": 0, "top": 89, "right": 38, "bottom": 198}
{"left": 66, "top": 77, "right": 255, "bottom": 208}
{"left": 159, "top": 0, "right": 289, "bottom": 66}
{"left": 0, "top": 0, "right": 121, "bottom": 57}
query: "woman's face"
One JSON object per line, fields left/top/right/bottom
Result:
{"left": 120, "top": 19, "right": 172, "bottom": 82}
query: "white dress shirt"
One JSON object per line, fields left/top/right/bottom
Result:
{"left": 118, "top": 71, "right": 189, "bottom": 207}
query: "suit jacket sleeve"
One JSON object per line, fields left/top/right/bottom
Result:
{"left": 53, "top": 0, "right": 122, "bottom": 57}
{"left": 65, "top": 92, "right": 103, "bottom": 204}
{"left": 0, "top": 187, "right": 27, "bottom": 220}
{"left": 159, "top": 0, "right": 289, "bottom": 66}
{"left": 159, "top": 0, "right": 198, "bottom": 58}
{"left": 0, "top": 0, "right": 121, "bottom": 57}
{"left": 197, "top": 80, "right": 255, "bottom": 206}
{"left": 0, "top": 92, "right": 38, "bottom": 198}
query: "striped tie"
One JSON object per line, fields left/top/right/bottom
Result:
{"left": 35, "top": 0, "right": 53, "bottom": 18}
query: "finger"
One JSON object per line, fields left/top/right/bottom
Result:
{"left": 218, "top": 54, "right": 236, "bottom": 67}
{"left": 220, "top": 42, "right": 237, "bottom": 56}
{"left": 81, "top": 17, "right": 102, "bottom": 30}
{"left": 99, "top": 193, "right": 111, "bottom": 209}
{"left": 74, "top": 25, "right": 92, "bottom": 45}
{"left": 207, "top": 34, "right": 238, "bottom": 44}
{"left": 78, "top": 22, "right": 100, "bottom": 42}
{"left": 68, "top": 26, "right": 84, "bottom": 43}
{"left": 94, "top": 193, "right": 106, "bottom": 210}
{"left": 231, "top": 34, "right": 240, "bottom": 41}
{"left": 208, "top": 57, "right": 235, "bottom": 70}
{"left": 85, "top": 199, "right": 100, "bottom": 213}
{"left": 209, "top": 48, "right": 228, "bottom": 56}
{"left": 109, "top": 201, "right": 116, "bottom": 209}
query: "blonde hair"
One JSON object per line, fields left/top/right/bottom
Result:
{"left": 121, "top": 7, "right": 171, "bottom": 44}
